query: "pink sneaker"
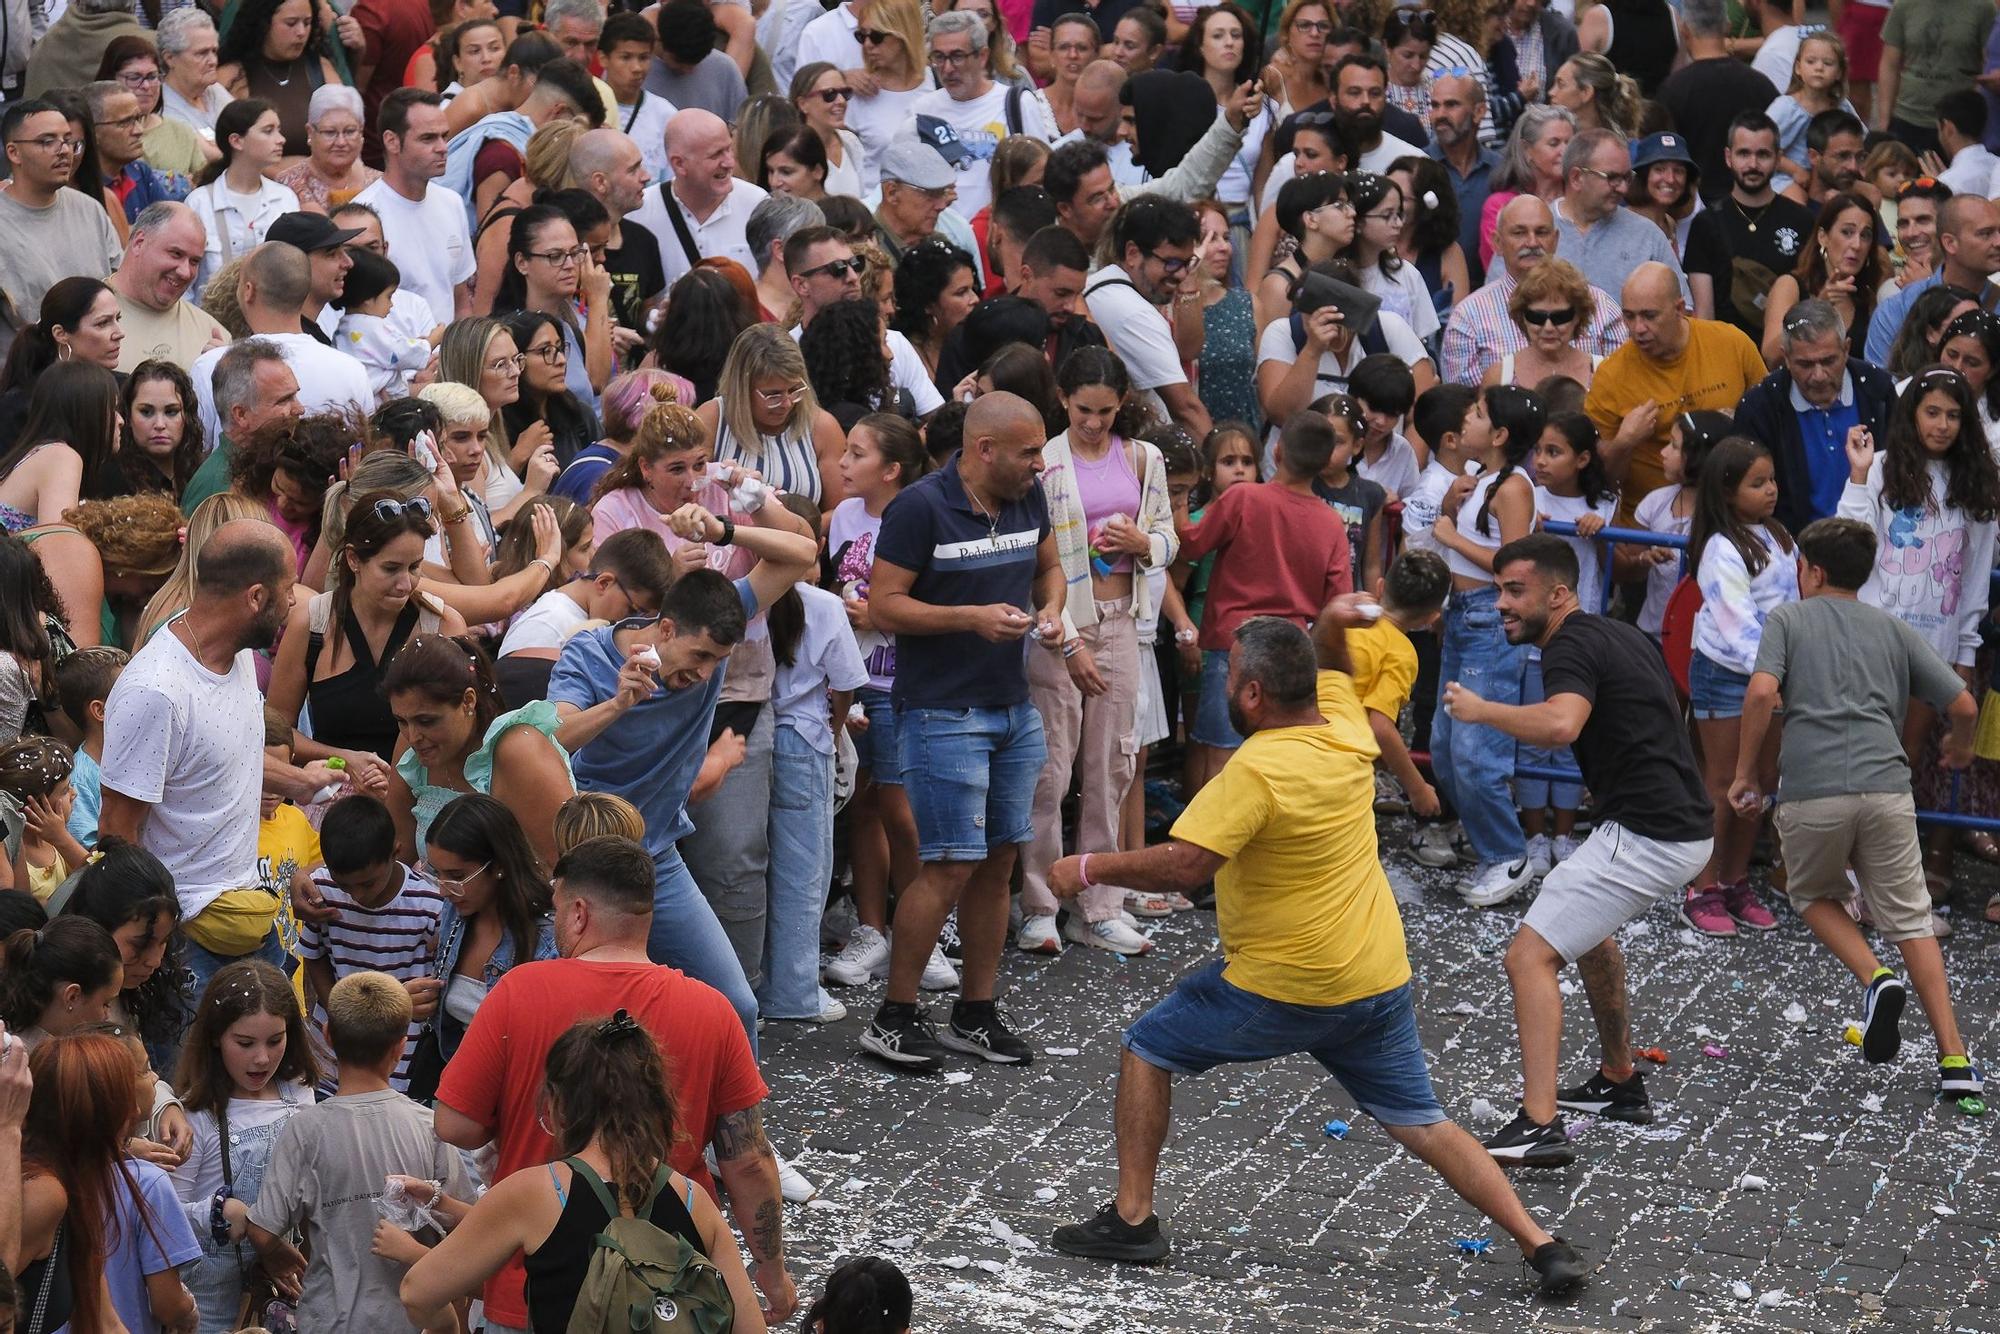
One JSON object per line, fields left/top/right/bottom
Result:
{"left": 1681, "top": 885, "right": 1737, "bottom": 937}
{"left": 1722, "top": 878, "right": 1778, "bottom": 931}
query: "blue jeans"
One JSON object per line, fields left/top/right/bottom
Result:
{"left": 1431, "top": 585, "right": 1528, "bottom": 866}
{"left": 1516, "top": 654, "right": 1583, "bottom": 811}
{"left": 183, "top": 929, "right": 285, "bottom": 1006}
{"left": 1123, "top": 961, "right": 1445, "bottom": 1126}
{"left": 760, "top": 725, "right": 835, "bottom": 1019}
{"left": 646, "top": 844, "right": 759, "bottom": 1058}
{"left": 897, "top": 702, "right": 1046, "bottom": 862}
{"left": 1190, "top": 648, "right": 1243, "bottom": 749}
{"left": 855, "top": 687, "right": 902, "bottom": 784}
{"left": 1689, "top": 650, "right": 1751, "bottom": 720}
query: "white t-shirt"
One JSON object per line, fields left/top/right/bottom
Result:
{"left": 797, "top": 1, "right": 863, "bottom": 73}
{"left": 788, "top": 324, "right": 944, "bottom": 414}
{"left": 498, "top": 588, "right": 591, "bottom": 657}
{"left": 629, "top": 178, "right": 769, "bottom": 286}
{"left": 824, "top": 127, "right": 866, "bottom": 199}
{"left": 101, "top": 623, "right": 266, "bottom": 919}
{"left": 352, "top": 178, "right": 475, "bottom": 330}
{"left": 1252, "top": 309, "right": 1429, "bottom": 458}
{"left": 1752, "top": 25, "right": 1802, "bottom": 92}
{"left": 912, "top": 82, "right": 1060, "bottom": 220}
{"left": 1535, "top": 488, "right": 1620, "bottom": 608}
{"left": 772, "top": 584, "right": 870, "bottom": 754}
{"left": 1400, "top": 457, "right": 1459, "bottom": 556}
{"left": 1083, "top": 264, "right": 1184, "bottom": 421}
{"left": 1632, "top": 482, "right": 1691, "bottom": 635}
{"left": 1356, "top": 432, "right": 1422, "bottom": 501}
{"left": 191, "top": 332, "right": 373, "bottom": 445}
{"left": 1218, "top": 100, "right": 1280, "bottom": 207}
{"left": 1360, "top": 260, "right": 1441, "bottom": 341}
{"left": 617, "top": 90, "right": 677, "bottom": 186}
{"left": 1359, "top": 131, "right": 1427, "bottom": 175}
{"left": 847, "top": 81, "right": 935, "bottom": 194}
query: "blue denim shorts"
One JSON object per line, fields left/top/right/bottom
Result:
{"left": 1689, "top": 651, "right": 1750, "bottom": 720}
{"left": 855, "top": 687, "right": 901, "bottom": 784}
{"left": 1123, "top": 961, "right": 1446, "bottom": 1126}
{"left": 1190, "top": 648, "right": 1244, "bottom": 750}
{"left": 896, "top": 701, "right": 1046, "bottom": 861}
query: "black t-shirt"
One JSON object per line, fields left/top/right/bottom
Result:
{"left": 1684, "top": 195, "right": 1815, "bottom": 340}
{"left": 604, "top": 219, "right": 667, "bottom": 332}
{"left": 1659, "top": 59, "right": 1779, "bottom": 202}
{"left": 1538, "top": 612, "right": 1712, "bottom": 842}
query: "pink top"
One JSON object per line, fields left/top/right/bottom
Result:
{"left": 1073, "top": 437, "right": 1142, "bottom": 576}
{"left": 1479, "top": 190, "right": 1520, "bottom": 273}
{"left": 591, "top": 481, "right": 755, "bottom": 580}
{"left": 266, "top": 498, "right": 312, "bottom": 572}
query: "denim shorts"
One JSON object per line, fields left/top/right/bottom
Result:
{"left": 1190, "top": 648, "right": 1244, "bottom": 750}
{"left": 1689, "top": 651, "right": 1751, "bottom": 720}
{"left": 896, "top": 701, "right": 1046, "bottom": 861}
{"left": 1123, "top": 961, "right": 1446, "bottom": 1126}
{"left": 855, "top": 687, "right": 901, "bottom": 785}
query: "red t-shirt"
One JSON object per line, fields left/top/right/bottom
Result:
{"left": 1179, "top": 481, "right": 1354, "bottom": 650}
{"left": 434, "top": 959, "right": 767, "bottom": 1328}
{"left": 353, "top": 0, "right": 436, "bottom": 123}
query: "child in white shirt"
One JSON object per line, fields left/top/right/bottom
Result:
{"left": 335, "top": 249, "right": 432, "bottom": 403}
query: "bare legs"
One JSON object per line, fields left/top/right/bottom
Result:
{"left": 1505, "top": 927, "right": 1632, "bottom": 1123}
{"left": 1112, "top": 1048, "right": 1171, "bottom": 1225}
{"left": 883, "top": 847, "right": 1016, "bottom": 1005}
{"left": 1797, "top": 899, "right": 1966, "bottom": 1059}
{"left": 1693, "top": 715, "right": 1778, "bottom": 887}
{"left": 847, "top": 779, "right": 918, "bottom": 934}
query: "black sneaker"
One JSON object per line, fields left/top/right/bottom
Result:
{"left": 1050, "top": 1203, "right": 1170, "bottom": 1264}
{"left": 1940, "top": 1056, "right": 1985, "bottom": 1097}
{"left": 1483, "top": 1111, "right": 1576, "bottom": 1167}
{"left": 1555, "top": 1068, "right": 1654, "bottom": 1124}
{"left": 1862, "top": 972, "right": 1906, "bottom": 1064}
{"left": 937, "top": 909, "right": 963, "bottom": 961}
{"left": 1530, "top": 1238, "right": 1588, "bottom": 1296}
{"left": 859, "top": 1004, "right": 946, "bottom": 1073}
{"left": 938, "top": 1001, "right": 1034, "bottom": 1065}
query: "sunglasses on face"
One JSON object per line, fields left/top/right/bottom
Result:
{"left": 854, "top": 27, "right": 894, "bottom": 43}
{"left": 801, "top": 256, "right": 868, "bottom": 279}
{"left": 812, "top": 86, "right": 853, "bottom": 102}
{"left": 1520, "top": 307, "right": 1576, "bottom": 326}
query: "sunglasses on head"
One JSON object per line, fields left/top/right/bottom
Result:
{"left": 1520, "top": 306, "right": 1576, "bottom": 326}
{"left": 370, "top": 496, "right": 434, "bottom": 524}
{"left": 1897, "top": 177, "right": 1940, "bottom": 198}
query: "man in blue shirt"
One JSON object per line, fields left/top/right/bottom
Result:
{"left": 1426, "top": 72, "right": 1499, "bottom": 289}
{"left": 549, "top": 501, "right": 818, "bottom": 1047}
{"left": 1736, "top": 300, "right": 1898, "bottom": 534}
{"left": 1865, "top": 194, "right": 2000, "bottom": 365}
{"left": 861, "top": 392, "right": 1067, "bottom": 1075}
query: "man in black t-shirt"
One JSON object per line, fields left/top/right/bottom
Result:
{"left": 574, "top": 128, "right": 667, "bottom": 342}
{"left": 1658, "top": 0, "right": 1779, "bottom": 203}
{"left": 1684, "top": 113, "right": 1815, "bottom": 339}
{"left": 1444, "top": 535, "right": 1713, "bottom": 1168}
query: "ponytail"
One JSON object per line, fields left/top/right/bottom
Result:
{"left": 801, "top": 1256, "right": 914, "bottom": 1334}
{"left": 1473, "top": 386, "right": 1547, "bottom": 538}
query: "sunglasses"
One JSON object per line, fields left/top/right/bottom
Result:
{"left": 371, "top": 495, "right": 434, "bottom": 523}
{"left": 812, "top": 87, "right": 852, "bottom": 102}
{"left": 1897, "top": 176, "right": 1940, "bottom": 198}
{"left": 1520, "top": 307, "right": 1577, "bottom": 326}
{"left": 854, "top": 27, "right": 894, "bottom": 43}
{"left": 801, "top": 255, "right": 868, "bottom": 279}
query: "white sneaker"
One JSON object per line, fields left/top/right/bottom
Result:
{"left": 1552, "top": 834, "right": 1581, "bottom": 864}
{"left": 920, "top": 944, "right": 960, "bottom": 990}
{"left": 1410, "top": 822, "right": 1469, "bottom": 869}
{"left": 1118, "top": 909, "right": 1142, "bottom": 929}
{"left": 808, "top": 991, "right": 847, "bottom": 1024}
{"left": 1124, "top": 889, "right": 1175, "bottom": 918}
{"left": 1461, "top": 858, "right": 1535, "bottom": 908}
{"left": 1526, "top": 833, "right": 1553, "bottom": 881}
{"left": 820, "top": 894, "right": 858, "bottom": 950}
{"left": 1062, "top": 912, "right": 1152, "bottom": 955}
{"left": 1017, "top": 913, "right": 1063, "bottom": 955}
{"left": 773, "top": 1152, "right": 817, "bottom": 1204}
{"left": 822, "top": 924, "right": 890, "bottom": 986}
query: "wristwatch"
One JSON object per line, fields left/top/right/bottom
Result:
{"left": 716, "top": 517, "right": 737, "bottom": 546}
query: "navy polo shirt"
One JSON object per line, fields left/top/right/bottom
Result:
{"left": 873, "top": 453, "right": 1051, "bottom": 711}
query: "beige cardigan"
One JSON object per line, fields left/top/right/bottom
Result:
{"left": 1040, "top": 430, "right": 1179, "bottom": 639}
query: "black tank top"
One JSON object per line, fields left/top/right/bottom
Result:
{"left": 245, "top": 53, "right": 327, "bottom": 157}
{"left": 305, "top": 599, "right": 423, "bottom": 763}
{"left": 526, "top": 1161, "right": 708, "bottom": 1332}
{"left": 1604, "top": 0, "right": 1678, "bottom": 97}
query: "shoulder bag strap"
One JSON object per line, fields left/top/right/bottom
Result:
{"left": 621, "top": 90, "right": 645, "bottom": 135}
{"left": 24, "top": 1222, "right": 58, "bottom": 1334}
{"left": 1005, "top": 84, "right": 1024, "bottom": 137}
{"left": 659, "top": 183, "right": 702, "bottom": 269}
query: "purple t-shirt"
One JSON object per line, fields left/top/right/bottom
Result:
{"left": 97, "top": 1159, "right": 202, "bottom": 1334}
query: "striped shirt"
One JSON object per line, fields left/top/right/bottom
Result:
{"left": 298, "top": 863, "right": 445, "bottom": 1090}
{"left": 713, "top": 416, "right": 826, "bottom": 506}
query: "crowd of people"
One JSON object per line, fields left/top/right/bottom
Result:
{"left": 0, "top": 0, "right": 1998, "bottom": 1323}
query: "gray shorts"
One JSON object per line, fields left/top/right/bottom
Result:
{"left": 1524, "top": 821, "right": 1714, "bottom": 963}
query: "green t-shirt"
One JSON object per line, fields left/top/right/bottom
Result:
{"left": 1883, "top": 0, "right": 1995, "bottom": 125}
{"left": 179, "top": 436, "right": 235, "bottom": 516}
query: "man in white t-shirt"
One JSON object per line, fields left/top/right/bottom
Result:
{"left": 1083, "top": 196, "right": 1209, "bottom": 436}
{"left": 1254, "top": 259, "right": 1431, "bottom": 462}
{"left": 99, "top": 520, "right": 303, "bottom": 997}
{"left": 912, "top": 10, "right": 1059, "bottom": 221}
{"left": 1747, "top": 0, "right": 1801, "bottom": 91}
{"left": 630, "top": 108, "right": 769, "bottom": 286}
{"left": 353, "top": 88, "right": 473, "bottom": 329}
{"left": 786, "top": 225, "right": 946, "bottom": 416}
{"left": 796, "top": 0, "right": 865, "bottom": 78}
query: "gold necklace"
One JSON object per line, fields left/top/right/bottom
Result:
{"left": 1729, "top": 195, "right": 1776, "bottom": 234}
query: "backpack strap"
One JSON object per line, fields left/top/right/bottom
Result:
{"left": 565, "top": 1156, "right": 622, "bottom": 1217}
{"left": 658, "top": 183, "right": 702, "bottom": 269}
{"left": 1004, "top": 84, "right": 1024, "bottom": 137}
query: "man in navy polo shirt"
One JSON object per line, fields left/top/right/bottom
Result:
{"left": 860, "top": 392, "right": 1067, "bottom": 1074}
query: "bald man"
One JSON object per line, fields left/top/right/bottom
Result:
{"left": 574, "top": 127, "right": 667, "bottom": 335}
{"left": 629, "top": 107, "right": 769, "bottom": 286}
{"left": 1439, "top": 195, "right": 1628, "bottom": 385}
{"left": 859, "top": 391, "right": 1067, "bottom": 1076}
{"left": 100, "top": 517, "right": 308, "bottom": 995}
{"left": 1585, "top": 262, "right": 1767, "bottom": 522}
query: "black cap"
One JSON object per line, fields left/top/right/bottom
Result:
{"left": 266, "top": 211, "right": 364, "bottom": 253}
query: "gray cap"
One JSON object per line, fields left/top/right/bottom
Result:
{"left": 879, "top": 133, "right": 955, "bottom": 191}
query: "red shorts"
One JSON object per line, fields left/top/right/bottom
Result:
{"left": 1837, "top": 3, "right": 1890, "bottom": 82}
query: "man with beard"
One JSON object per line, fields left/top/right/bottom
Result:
{"left": 1426, "top": 73, "right": 1500, "bottom": 287}
{"left": 100, "top": 517, "right": 312, "bottom": 995}
{"left": 1866, "top": 193, "right": 2000, "bottom": 364}
{"left": 1083, "top": 196, "right": 1211, "bottom": 435}
{"left": 1443, "top": 535, "right": 1712, "bottom": 1165}
{"left": 858, "top": 392, "right": 1066, "bottom": 1075}
{"left": 1682, "top": 112, "right": 1816, "bottom": 340}
{"left": 1331, "top": 54, "right": 1425, "bottom": 172}
{"left": 1043, "top": 607, "right": 1588, "bottom": 1298}
{"left": 1778, "top": 108, "right": 1865, "bottom": 210}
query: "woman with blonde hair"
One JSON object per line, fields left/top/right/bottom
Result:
{"left": 472, "top": 118, "right": 585, "bottom": 314}
{"left": 135, "top": 492, "right": 268, "bottom": 645}
{"left": 1265, "top": 0, "right": 1333, "bottom": 118}
{"left": 437, "top": 316, "right": 531, "bottom": 513}
{"left": 695, "top": 326, "right": 846, "bottom": 510}
{"left": 790, "top": 62, "right": 867, "bottom": 199}
{"left": 1483, "top": 258, "right": 1601, "bottom": 388}
{"left": 733, "top": 94, "right": 802, "bottom": 185}
{"left": 845, "top": 0, "right": 934, "bottom": 193}
{"left": 1548, "top": 52, "right": 1637, "bottom": 137}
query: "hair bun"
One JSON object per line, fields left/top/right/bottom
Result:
{"left": 647, "top": 381, "right": 681, "bottom": 405}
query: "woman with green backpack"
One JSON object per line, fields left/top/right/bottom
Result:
{"left": 393, "top": 1011, "right": 764, "bottom": 1333}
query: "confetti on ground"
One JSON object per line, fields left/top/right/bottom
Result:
{"left": 1730, "top": 1281, "right": 1754, "bottom": 1301}
{"left": 1702, "top": 1043, "right": 1729, "bottom": 1059}
{"left": 1782, "top": 1002, "right": 1808, "bottom": 1025}
{"left": 1737, "top": 1174, "right": 1767, "bottom": 1191}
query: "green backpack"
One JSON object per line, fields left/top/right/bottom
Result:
{"left": 563, "top": 1158, "right": 736, "bottom": 1334}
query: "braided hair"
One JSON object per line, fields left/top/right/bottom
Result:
{"left": 1473, "top": 385, "right": 1546, "bottom": 537}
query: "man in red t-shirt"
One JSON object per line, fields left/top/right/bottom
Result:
{"left": 350, "top": 0, "right": 436, "bottom": 149}
{"left": 435, "top": 837, "right": 797, "bottom": 1327}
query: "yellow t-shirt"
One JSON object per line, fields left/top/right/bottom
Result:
{"left": 1584, "top": 318, "right": 1767, "bottom": 523}
{"left": 1339, "top": 617, "right": 1419, "bottom": 723}
{"left": 26, "top": 850, "right": 70, "bottom": 904}
{"left": 1171, "top": 671, "right": 1410, "bottom": 1007}
{"left": 256, "top": 805, "right": 321, "bottom": 1009}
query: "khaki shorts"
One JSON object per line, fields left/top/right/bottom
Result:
{"left": 1776, "top": 792, "right": 1934, "bottom": 942}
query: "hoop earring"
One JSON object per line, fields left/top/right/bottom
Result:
{"left": 56, "top": 340, "right": 72, "bottom": 362}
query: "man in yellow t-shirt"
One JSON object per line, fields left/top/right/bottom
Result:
{"left": 1585, "top": 262, "right": 1768, "bottom": 524}
{"left": 1044, "top": 607, "right": 1587, "bottom": 1297}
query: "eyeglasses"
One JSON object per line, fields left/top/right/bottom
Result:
{"left": 486, "top": 352, "right": 527, "bottom": 374}
{"left": 854, "top": 27, "right": 894, "bottom": 43}
{"left": 756, "top": 384, "right": 809, "bottom": 408}
{"left": 813, "top": 86, "right": 853, "bottom": 102}
{"left": 1312, "top": 198, "right": 1357, "bottom": 216}
{"left": 311, "top": 124, "right": 362, "bottom": 141}
{"left": 117, "top": 70, "right": 161, "bottom": 87}
{"left": 94, "top": 113, "right": 147, "bottom": 131}
{"left": 526, "top": 341, "right": 566, "bottom": 365}
{"left": 529, "top": 245, "right": 589, "bottom": 267}
{"left": 1363, "top": 209, "right": 1405, "bottom": 225}
{"left": 1574, "top": 165, "right": 1627, "bottom": 184}
{"left": 420, "top": 860, "right": 490, "bottom": 894}
{"left": 928, "top": 48, "right": 979, "bottom": 66}
{"left": 8, "top": 134, "right": 79, "bottom": 152}
{"left": 800, "top": 255, "right": 867, "bottom": 279}
{"left": 1519, "top": 306, "right": 1577, "bottom": 326}
{"left": 1146, "top": 249, "right": 1193, "bottom": 274}
{"left": 1292, "top": 18, "right": 1333, "bottom": 33}
{"left": 370, "top": 495, "right": 434, "bottom": 523}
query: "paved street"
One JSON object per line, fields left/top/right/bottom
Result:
{"left": 763, "top": 825, "right": 2000, "bottom": 1333}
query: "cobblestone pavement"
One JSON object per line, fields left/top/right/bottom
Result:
{"left": 761, "top": 825, "right": 2000, "bottom": 1333}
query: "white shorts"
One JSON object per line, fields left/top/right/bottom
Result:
{"left": 1135, "top": 643, "right": 1170, "bottom": 748}
{"left": 1523, "top": 820, "right": 1713, "bottom": 963}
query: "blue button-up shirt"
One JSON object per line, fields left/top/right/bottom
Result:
{"left": 1427, "top": 141, "right": 1501, "bottom": 286}
{"left": 1790, "top": 370, "right": 1862, "bottom": 521}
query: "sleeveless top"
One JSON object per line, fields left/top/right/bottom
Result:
{"left": 525, "top": 1164, "right": 706, "bottom": 1332}
{"left": 1072, "top": 439, "right": 1143, "bottom": 576}
{"left": 1603, "top": 0, "right": 1677, "bottom": 96}
{"left": 244, "top": 54, "right": 327, "bottom": 157}
{"left": 713, "top": 415, "right": 824, "bottom": 506}
{"left": 304, "top": 590, "right": 443, "bottom": 762}
{"left": 395, "top": 699, "right": 575, "bottom": 847}
{"left": 1496, "top": 352, "right": 1604, "bottom": 386}
{"left": 1445, "top": 469, "right": 1516, "bottom": 582}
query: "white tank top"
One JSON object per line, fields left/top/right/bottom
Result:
{"left": 1445, "top": 469, "right": 1514, "bottom": 582}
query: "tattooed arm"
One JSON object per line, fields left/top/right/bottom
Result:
{"left": 711, "top": 1103, "right": 796, "bottom": 1322}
